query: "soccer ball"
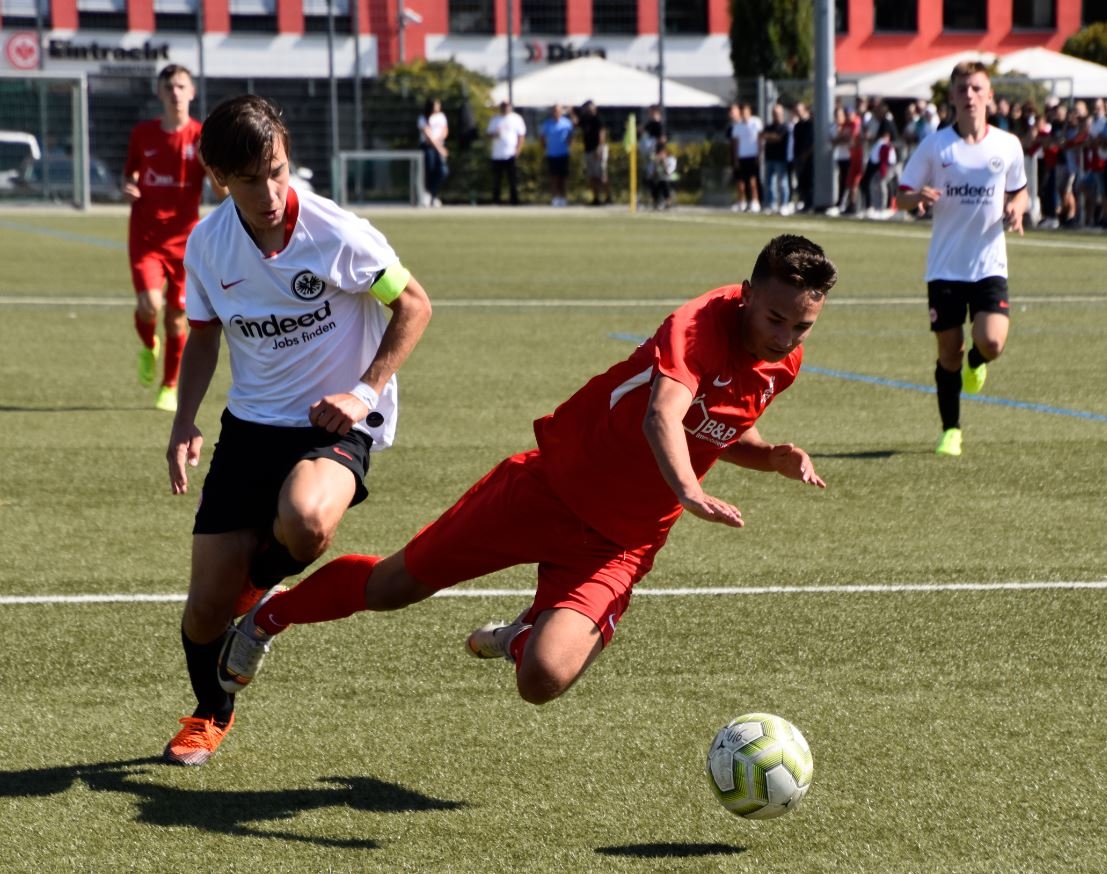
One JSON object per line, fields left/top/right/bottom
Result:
{"left": 705, "top": 712, "right": 813, "bottom": 820}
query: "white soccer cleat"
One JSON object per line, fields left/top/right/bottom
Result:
{"left": 217, "top": 585, "right": 286, "bottom": 693}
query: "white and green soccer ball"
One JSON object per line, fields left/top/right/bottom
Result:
{"left": 706, "top": 712, "right": 813, "bottom": 820}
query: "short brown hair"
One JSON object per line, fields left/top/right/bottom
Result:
{"left": 950, "top": 60, "right": 991, "bottom": 85}
{"left": 751, "top": 235, "right": 838, "bottom": 297}
{"left": 200, "top": 94, "right": 292, "bottom": 178}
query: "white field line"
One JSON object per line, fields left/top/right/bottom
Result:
{"left": 2, "top": 295, "right": 1106, "bottom": 308}
{"left": 2, "top": 579, "right": 1104, "bottom": 606}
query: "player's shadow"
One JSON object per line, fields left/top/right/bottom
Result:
{"left": 0, "top": 756, "right": 465, "bottom": 849}
{"left": 596, "top": 841, "right": 745, "bottom": 859}
{"left": 811, "top": 450, "right": 897, "bottom": 460}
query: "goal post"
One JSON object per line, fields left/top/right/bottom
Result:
{"left": 0, "top": 71, "right": 90, "bottom": 209}
{"left": 335, "top": 149, "right": 425, "bottom": 207}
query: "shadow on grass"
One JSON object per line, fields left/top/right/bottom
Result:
{"left": 0, "top": 757, "right": 465, "bottom": 849}
{"left": 811, "top": 450, "right": 898, "bottom": 460}
{"left": 597, "top": 842, "right": 745, "bottom": 859}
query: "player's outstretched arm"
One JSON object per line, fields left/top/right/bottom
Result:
{"left": 721, "top": 427, "right": 826, "bottom": 488}
{"left": 167, "top": 322, "right": 221, "bottom": 494}
{"left": 643, "top": 374, "right": 744, "bottom": 528}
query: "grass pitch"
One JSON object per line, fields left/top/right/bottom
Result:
{"left": 1, "top": 206, "right": 1105, "bottom": 873}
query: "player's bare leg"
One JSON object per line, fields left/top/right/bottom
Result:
{"left": 135, "top": 288, "right": 163, "bottom": 388}
{"left": 514, "top": 608, "right": 604, "bottom": 705}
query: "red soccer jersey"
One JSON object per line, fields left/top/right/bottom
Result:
{"left": 535, "top": 284, "right": 802, "bottom": 549}
{"left": 124, "top": 118, "right": 206, "bottom": 244}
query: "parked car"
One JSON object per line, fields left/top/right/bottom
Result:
{"left": 15, "top": 155, "right": 122, "bottom": 203}
{"left": 0, "top": 130, "right": 42, "bottom": 191}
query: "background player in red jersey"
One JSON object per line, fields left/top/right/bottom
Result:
{"left": 123, "top": 64, "right": 226, "bottom": 412}
{"left": 219, "top": 234, "right": 837, "bottom": 713}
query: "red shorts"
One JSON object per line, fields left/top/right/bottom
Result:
{"left": 404, "top": 449, "right": 660, "bottom": 645}
{"left": 129, "top": 225, "right": 191, "bottom": 307}
{"left": 130, "top": 249, "right": 186, "bottom": 308}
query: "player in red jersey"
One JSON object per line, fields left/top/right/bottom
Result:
{"left": 219, "top": 234, "right": 837, "bottom": 709}
{"left": 123, "top": 64, "right": 226, "bottom": 412}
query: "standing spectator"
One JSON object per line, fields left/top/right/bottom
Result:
{"left": 487, "top": 100, "right": 526, "bottom": 205}
{"left": 539, "top": 103, "right": 574, "bottom": 207}
{"left": 830, "top": 104, "right": 852, "bottom": 212}
{"left": 897, "top": 60, "right": 1027, "bottom": 458}
{"left": 843, "top": 102, "right": 866, "bottom": 214}
{"left": 1074, "top": 110, "right": 1105, "bottom": 227}
{"left": 729, "top": 102, "right": 763, "bottom": 212}
{"left": 639, "top": 104, "right": 665, "bottom": 157}
{"left": 791, "top": 102, "right": 815, "bottom": 211}
{"left": 917, "top": 103, "right": 940, "bottom": 142}
{"left": 122, "top": 64, "right": 226, "bottom": 413}
{"left": 761, "top": 103, "right": 791, "bottom": 214}
{"left": 1030, "top": 101, "right": 1060, "bottom": 228}
{"left": 417, "top": 98, "right": 448, "bottom": 207}
{"left": 646, "top": 139, "right": 678, "bottom": 209}
{"left": 866, "top": 126, "right": 897, "bottom": 217}
{"left": 575, "top": 100, "right": 611, "bottom": 206}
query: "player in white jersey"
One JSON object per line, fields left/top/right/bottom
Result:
{"left": 898, "top": 61, "right": 1028, "bottom": 457}
{"left": 162, "top": 95, "right": 432, "bottom": 765}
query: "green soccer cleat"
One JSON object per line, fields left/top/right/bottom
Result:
{"left": 137, "top": 336, "right": 160, "bottom": 388}
{"left": 962, "top": 360, "right": 987, "bottom": 395}
{"left": 155, "top": 385, "right": 178, "bottom": 412}
{"left": 935, "top": 427, "right": 963, "bottom": 457}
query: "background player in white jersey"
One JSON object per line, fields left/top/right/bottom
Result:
{"left": 898, "top": 61, "right": 1028, "bottom": 457}
{"left": 162, "top": 95, "right": 432, "bottom": 765}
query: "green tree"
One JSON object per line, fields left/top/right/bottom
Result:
{"left": 729, "top": 0, "right": 814, "bottom": 81}
{"left": 1062, "top": 23, "right": 1107, "bottom": 68}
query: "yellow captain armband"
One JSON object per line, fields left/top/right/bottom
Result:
{"left": 370, "top": 262, "right": 412, "bottom": 304}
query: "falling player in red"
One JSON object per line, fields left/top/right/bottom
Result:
{"left": 219, "top": 234, "right": 838, "bottom": 712}
{"left": 123, "top": 64, "right": 226, "bottom": 412}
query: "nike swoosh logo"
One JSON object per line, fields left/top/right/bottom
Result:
{"left": 220, "top": 278, "right": 246, "bottom": 289}
{"left": 941, "top": 162, "right": 954, "bottom": 168}
{"left": 333, "top": 447, "right": 354, "bottom": 461}
{"left": 713, "top": 376, "right": 733, "bottom": 387}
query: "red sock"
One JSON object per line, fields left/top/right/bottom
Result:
{"left": 255, "top": 554, "right": 379, "bottom": 634}
{"left": 163, "top": 330, "right": 187, "bottom": 388}
{"left": 134, "top": 312, "right": 156, "bottom": 348}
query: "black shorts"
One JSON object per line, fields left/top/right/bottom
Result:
{"left": 193, "top": 408, "right": 372, "bottom": 535}
{"left": 736, "top": 157, "right": 760, "bottom": 186}
{"left": 927, "top": 276, "right": 1010, "bottom": 332}
{"left": 546, "top": 155, "right": 569, "bottom": 177}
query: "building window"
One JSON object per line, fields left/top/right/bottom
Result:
{"left": 230, "top": 0, "right": 277, "bottom": 32}
{"left": 449, "top": 0, "right": 493, "bottom": 34}
{"left": 836, "top": 0, "right": 848, "bottom": 33}
{"left": 77, "top": 0, "right": 126, "bottom": 29}
{"left": 3, "top": 0, "right": 50, "bottom": 26}
{"left": 1013, "top": 0, "right": 1055, "bottom": 28}
{"left": 304, "top": 0, "right": 351, "bottom": 34}
{"left": 873, "top": 0, "right": 916, "bottom": 32}
{"left": 944, "top": 0, "right": 987, "bottom": 30}
{"left": 1082, "top": 0, "right": 1107, "bottom": 25}
{"left": 593, "top": 0, "right": 637, "bottom": 34}
{"left": 520, "top": 0, "right": 565, "bottom": 35}
{"left": 155, "top": 0, "right": 198, "bottom": 33}
{"left": 665, "top": 0, "right": 707, "bottom": 34}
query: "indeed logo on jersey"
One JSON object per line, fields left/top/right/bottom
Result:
{"left": 946, "top": 181, "right": 996, "bottom": 200}
{"left": 231, "top": 300, "right": 336, "bottom": 350}
{"left": 684, "top": 395, "right": 738, "bottom": 447}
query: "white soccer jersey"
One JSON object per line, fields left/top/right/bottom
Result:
{"left": 184, "top": 188, "right": 404, "bottom": 448}
{"left": 899, "top": 124, "right": 1027, "bottom": 282}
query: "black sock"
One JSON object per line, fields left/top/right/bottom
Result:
{"left": 967, "top": 346, "right": 987, "bottom": 369}
{"left": 181, "top": 625, "right": 234, "bottom": 725}
{"left": 249, "top": 536, "right": 311, "bottom": 589}
{"left": 935, "top": 361, "right": 962, "bottom": 431}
